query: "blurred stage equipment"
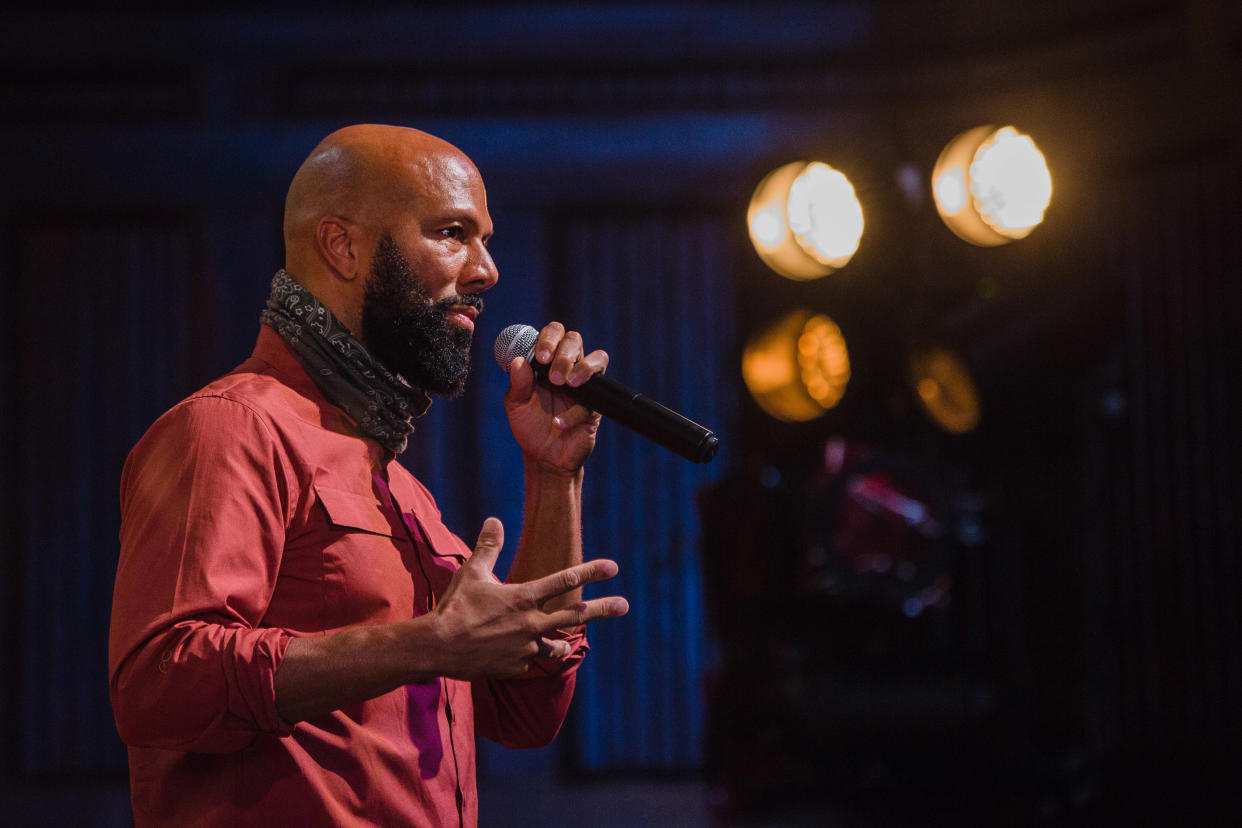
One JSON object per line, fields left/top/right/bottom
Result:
{"left": 804, "top": 447, "right": 953, "bottom": 618}
{"left": 908, "top": 345, "right": 982, "bottom": 434}
{"left": 742, "top": 309, "right": 851, "bottom": 421}
{"left": 748, "top": 160, "right": 864, "bottom": 279}
{"left": 697, "top": 439, "right": 985, "bottom": 817}
{"left": 932, "top": 125, "right": 1052, "bottom": 246}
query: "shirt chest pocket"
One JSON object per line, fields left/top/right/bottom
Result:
{"left": 315, "top": 484, "right": 407, "bottom": 537}
{"left": 310, "top": 484, "right": 419, "bottom": 625}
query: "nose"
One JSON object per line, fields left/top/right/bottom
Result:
{"left": 460, "top": 240, "right": 498, "bottom": 294}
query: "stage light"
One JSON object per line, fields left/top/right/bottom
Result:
{"left": 932, "top": 125, "right": 1052, "bottom": 246}
{"left": 742, "top": 309, "right": 851, "bottom": 422}
{"left": 908, "top": 345, "right": 980, "bottom": 434}
{"left": 747, "top": 161, "right": 864, "bottom": 280}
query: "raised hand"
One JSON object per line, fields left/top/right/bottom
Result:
{"left": 504, "top": 321, "right": 609, "bottom": 475}
{"left": 430, "top": 517, "right": 628, "bottom": 679}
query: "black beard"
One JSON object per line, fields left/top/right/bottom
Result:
{"left": 360, "top": 235, "right": 483, "bottom": 399}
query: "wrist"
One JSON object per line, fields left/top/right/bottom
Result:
{"left": 523, "top": 457, "right": 585, "bottom": 485}
{"left": 388, "top": 615, "right": 447, "bottom": 684}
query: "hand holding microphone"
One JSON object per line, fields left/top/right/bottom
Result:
{"left": 496, "top": 323, "right": 719, "bottom": 464}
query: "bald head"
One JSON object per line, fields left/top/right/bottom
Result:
{"left": 281, "top": 124, "right": 488, "bottom": 335}
{"left": 284, "top": 125, "right": 475, "bottom": 265}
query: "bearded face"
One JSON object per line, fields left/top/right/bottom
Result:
{"left": 360, "top": 234, "right": 483, "bottom": 398}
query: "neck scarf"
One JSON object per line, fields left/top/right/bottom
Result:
{"left": 259, "top": 269, "right": 430, "bottom": 454}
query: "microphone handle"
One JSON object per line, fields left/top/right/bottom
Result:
{"left": 528, "top": 361, "right": 719, "bottom": 463}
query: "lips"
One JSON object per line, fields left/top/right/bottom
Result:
{"left": 445, "top": 305, "right": 478, "bottom": 331}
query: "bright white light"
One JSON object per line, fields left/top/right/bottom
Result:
{"left": 931, "top": 124, "right": 1053, "bottom": 246}
{"left": 787, "top": 162, "right": 864, "bottom": 265}
{"left": 747, "top": 160, "right": 865, "bottom": 279}
{"left": 933, "top": 168, "right": 967, "bottom": 214}
{"left": 748, "top": 204, "right": 786, "bottom": 249}
{"left": 969, "top": 127, "right": 1052, "bottom": 236}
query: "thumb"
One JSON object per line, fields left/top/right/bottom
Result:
{"left": 505, "top": 356, "right": 536, "bottom": 407}
{"left": 469, "top": 517, "right": 504, "bottom": 577}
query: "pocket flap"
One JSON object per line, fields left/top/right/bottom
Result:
{"left": 314, "top": 484, "right": 400, "bottom": 537}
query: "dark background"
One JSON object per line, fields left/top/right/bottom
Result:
{"left": 2, "top": 2, "right": 1239, "bottom": 825}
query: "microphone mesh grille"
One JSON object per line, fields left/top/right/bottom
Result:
{"left": 494, "top": 324, "right": 539, "bottom": 372}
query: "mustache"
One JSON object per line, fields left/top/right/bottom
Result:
{"left": 433, "top": 294, "right": 484, "bottom": 314}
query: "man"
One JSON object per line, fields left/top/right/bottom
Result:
{"left": 109, "top": 124, "right": 629, "bottom": 827}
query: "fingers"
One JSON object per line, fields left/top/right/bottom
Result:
{"left": 531, "top": 321, "right": 609, "bottom": 388}
{"left": 524, "top": 558, "right": 619, "bottom": 604}
{"left": 533, "top": 321, "right": 565, "bottom": 366}
{"left": 545, "top": 329, "right": 582, "bottom": 386}
{"left": 568, "top": 349, "right": 608, "bottom": 388}
{"left": 469, "top": 517, "right": 504, "bottom": 576}
{"left": 536, "top": 637, "right": 572, "bottom": 660}
{"left": 542, "top": 596, "right": 630, "bottom": 631}
{"left": 551, "top": 407, "right": 602, "bottom": 434}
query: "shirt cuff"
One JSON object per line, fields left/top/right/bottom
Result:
{"left": 235, "top": 626, "right": 297, "bottom": 738}
{"left": 525, "top": 626, "right": 589, "bottom": 678}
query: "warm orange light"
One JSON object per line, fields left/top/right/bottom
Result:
{"left": 909, "top": 346, "right": 981, "bottom": 434}
{"left": 742, "top": 309, "right": 851, "bottom": 422}
{"left": 748, "top": 161, "right": 864, "bottom": 279}
{"left": 932, "top": 125, "right": 1052, "bottom": 246}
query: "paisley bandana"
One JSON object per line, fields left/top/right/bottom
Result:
{"left": 259, "top": 269, "right": 430, "bottom": 453}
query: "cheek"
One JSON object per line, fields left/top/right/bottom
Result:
{"left": 421, "top": 268, "right": 466, "bottom": 302}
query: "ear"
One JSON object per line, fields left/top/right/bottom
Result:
{"left": 315, "top": 216, "right": 364, "bottom": 282}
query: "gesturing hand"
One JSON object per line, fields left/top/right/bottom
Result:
{"left": 504, "top": 321, "right": 609, "bottom": 475}
{"left": 430, "top": 517, "right": 628, "bottom": 680}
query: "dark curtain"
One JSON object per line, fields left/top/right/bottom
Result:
{"left": 7, "top": 216, "right": 201, "bottom": 776}
{"left": 554, "top": 209, "right": 738, "bottom": 771}
{"left": 1084, "top": 152, "right": 1242, "bottom": 780}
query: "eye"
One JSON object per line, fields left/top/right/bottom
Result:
{"left": 439, "top": 226, "right": 464, "bottom": 240}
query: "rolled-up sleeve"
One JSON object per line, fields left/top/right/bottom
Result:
{"left": 472, "top": 626, "right": 589, "bottom": 749}
{"left": 109, "top": 395, "right": 298, "bottom": 753}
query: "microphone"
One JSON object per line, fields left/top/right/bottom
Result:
{"left": 494, "top": 324, "right": 719, "bottom": 464}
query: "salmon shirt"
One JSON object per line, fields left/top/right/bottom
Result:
{"left": 110, "top": 326, "right": 586, "bottom": 827}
